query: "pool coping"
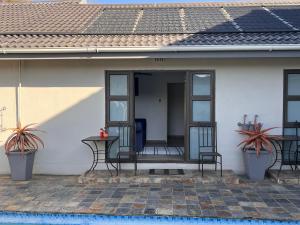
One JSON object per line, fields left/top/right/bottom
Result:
{"left": 0, "top": 211, "right": 299, "bottom": 225}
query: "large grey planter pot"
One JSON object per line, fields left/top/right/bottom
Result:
{"left": 6, "top": 150, "right": 36, "bottom": 181}
{"left": 243, "top": 150, "right": 271, "bottom": 181}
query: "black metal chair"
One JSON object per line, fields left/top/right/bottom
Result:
{"left": 278, "top": 121, "right": 300, "bottom": 177}
{"left": 109, "top": 124, "right": 138, "bottom": 176}
{"left": 198, "top": 122, "right": 222, "bottom": 177}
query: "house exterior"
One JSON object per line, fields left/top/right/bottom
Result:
{"left": 0, "top": 0, "right": 300, "bottom": 175}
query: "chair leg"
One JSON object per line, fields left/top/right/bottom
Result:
{"left": 277, "top": 164, "right": 283, "bottom": 178}
{"left": 220, "top": 155, "right": 223, "bottom": 177}
{"left": 201, "top": 155, "right": 204, "bottom": 177}
{"left": 215, "top": 156, "right": 217, "bottom": 171}
{"left": 118, "top": 154, "right": 121, "bottom": 176}
{"left": 198, "top": 152, "right": 200, "bottom": 172}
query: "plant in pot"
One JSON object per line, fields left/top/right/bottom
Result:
{"left": 236, "top": 119, "right": 279, "bottom": 181}
{"left": 4, "top": 123, "right": 44, "bottom": 181}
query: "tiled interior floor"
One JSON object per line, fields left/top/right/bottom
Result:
{"left": 142, "top": 147, "right": 184, "bottom": 155}
{"left": 0, "top": 175, "right": 299, "bottom": 220}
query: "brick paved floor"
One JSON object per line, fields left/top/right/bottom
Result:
{"left": 0, "top": 175, "right": 299, "bottom": 221}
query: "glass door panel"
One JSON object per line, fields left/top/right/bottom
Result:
{"left": 109, "top": 101, "right": 128, "bottom": 122}
{"left": 192, "top": 74, "right": 211, "bottom": 96}
{"left": 192, "top": 100, "right": 211, "bottom": 122}
{"left": 110, "top": 75, "right": 128, "bottom": 96}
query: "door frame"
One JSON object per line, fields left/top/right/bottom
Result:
{"left": 105, "top": 70, "right": 215, "bottom": 163}
{"left": 105, "top": 71, "right": 135, "bottom": 127}
{"left": 185, "top": 70, "right": 216, "bottom": 162}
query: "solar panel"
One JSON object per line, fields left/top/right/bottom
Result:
{"left": 269, "top": 6, "right": 300, "bottom": 30}
{"left": 184, "top": 7, "right": 238, "bottom": 33}
{"left": 134, "top": 8, "right": 183, "bottom": 34}
{"left": 225, "top": 6, "right": 292, "bottom": 32}
{"left": 85, "top": 9, "right": 139, "bottom": 34}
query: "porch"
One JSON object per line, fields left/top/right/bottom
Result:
{"left": 106, "top": 70, "right": 218, "bottom": 168}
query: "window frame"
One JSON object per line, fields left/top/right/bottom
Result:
{"left": 186, "top": 70, "right": 215, "bottom": 161}
{"left": 283, "top": 70, "right": 300, "bottom": 128}
{"left": 188, "top": 71, "right": 215, "bottom": 126}
{"left": 105, "top": 71, "right": 134, "bottom": 126}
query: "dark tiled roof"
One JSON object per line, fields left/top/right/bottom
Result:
{"left": 1, "top": 32, "right": 300, "bottom": 48}
{"left": 1, "top": 1, "right": 300, "bottom": 49}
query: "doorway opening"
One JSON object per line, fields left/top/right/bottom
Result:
{"left": 134, "top": 71, "right": 186, "bottom": 162}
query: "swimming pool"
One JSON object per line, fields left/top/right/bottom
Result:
{"left": 0, "top": 211, "right": 299, "bottom": 225}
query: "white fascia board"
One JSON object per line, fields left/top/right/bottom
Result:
{"left": 1, "top": 45, "right": 300, "bottom": 54}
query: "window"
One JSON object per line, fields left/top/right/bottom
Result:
{"left": 284, "top": 70, "right": 300, "bottom": 127}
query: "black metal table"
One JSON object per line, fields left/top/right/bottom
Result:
{"left": 268, "top": 135, "right": 300, "bottom": 171}
{"left": 81, "top": 136, "right": 119, "bottom": 176}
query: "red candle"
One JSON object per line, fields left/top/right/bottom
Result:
{"left": 99, "top": 129, "right": 104, "bottom": 138}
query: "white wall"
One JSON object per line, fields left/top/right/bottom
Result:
{"left": 0, "top": 58, "right": 299, "bottom": 174}
{"left": 135, "top": 72, "right": 185, "bottom": 141}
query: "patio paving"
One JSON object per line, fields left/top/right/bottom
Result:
{"left": 0, "top": 174, "right": 300, "bottom": 221}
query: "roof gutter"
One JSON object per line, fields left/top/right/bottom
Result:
{"left": 1, "top": 45, "right": 300, "bottom": 54}
{"left": 97, "top": 45, "right": 300, "bottom": 53}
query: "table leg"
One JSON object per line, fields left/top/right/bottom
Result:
{"left": 81, "top": 140, "right": 97, "bottom": 173}
{"left": 267, "top": 140, "right": 281, "bottom": 172}
{"left": 92, "top": 141, "right": 99, "bottom": 171}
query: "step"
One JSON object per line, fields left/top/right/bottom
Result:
{"left": 78, "top": 169, "right": 239, "bottom": 185}
{"left": 268, "top": 170, "right": 300, "bottom": 184}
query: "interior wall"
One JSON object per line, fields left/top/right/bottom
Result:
{"left": 135, "top": 72, "right": 185, "bottom": 141}
{"left": 167, "top": 83, "right": 185, "bottom": 137}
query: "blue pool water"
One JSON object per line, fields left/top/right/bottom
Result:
{"left": 0, "top": 212, "right": 299, "bottom": 225}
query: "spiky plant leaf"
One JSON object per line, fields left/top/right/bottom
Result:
{"left": 4, "top": 123, "right": 44, "bottom": 153}
{"left": 236, "top": 119, "right": 280, "bottom": 156}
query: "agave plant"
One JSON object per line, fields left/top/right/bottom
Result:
{"left": 4, "top": 123, "right": 44, "bottom": 153}
{"left": 236, "top": 120, "right": 279, "bottom": 156}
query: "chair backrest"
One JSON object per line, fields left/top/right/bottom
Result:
{"left": 283, "top": 121, "right": 300, "bottom": 136}
{"left": 197, "top": 122, "right": 217, "bottom": 152}
{"left": 106, "top": 124, "right": 136, "bottom": 159}
{"left": 282, "top": 121, "right": 300, "bottom": 165}
{"left": 113, "top": 124, "right": 135, "bottom": 148}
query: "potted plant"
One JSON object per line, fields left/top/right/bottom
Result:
{"left": 4, "top": 123, "right": 44, "bottom": 181}
{"left": 236, "top": 119, "right": 279, "bottom": 181}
